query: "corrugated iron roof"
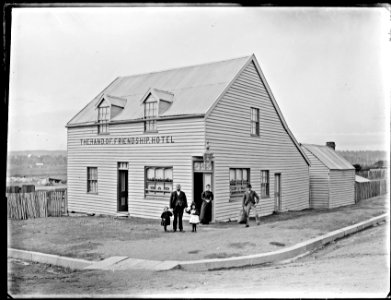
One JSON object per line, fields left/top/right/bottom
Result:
{"left": 67, "top": 55, "right": 251, "bottom": 125}
{"left": 301, "top": 144, "right": 354, "bottom": 170}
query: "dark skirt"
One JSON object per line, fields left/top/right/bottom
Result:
{"left": 200, "top": 201, "right": 212, "bottom": 224}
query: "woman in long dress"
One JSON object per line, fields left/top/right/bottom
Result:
{"left": 200, "top": 184, "right": 214, "bottom": 224}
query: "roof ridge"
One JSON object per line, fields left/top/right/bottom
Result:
{"left": 118, "top": 54, "right": 253, "bottom": 79}
{"left": 118, "top": 81, "right": 229, "bottom": 98}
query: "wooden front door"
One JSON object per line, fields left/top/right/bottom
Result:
{"left": 274, "top": 173, "right": 281, "bottom": 212}
{"left": 118, "top": 170, "right": 128, "bottom": 212}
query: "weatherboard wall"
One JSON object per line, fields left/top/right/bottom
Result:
{"left": 329, "top": 170, "right": 355, "bottom": 208}
{"left": 205, "top": 61, "right": 310, "bottom": 221}
{"left": 301, "top": 147, "right": 330, "bottom": 209}
{"left": 67, "top": 117, "right": 205, "bottom": 218}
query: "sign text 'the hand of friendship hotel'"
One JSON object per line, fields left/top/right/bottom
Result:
{"left": 80, "top": 135, "right": 175, "bottom": 146}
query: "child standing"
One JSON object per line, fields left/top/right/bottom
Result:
{"left": 186, "top": 203, "right": 200, "bottom": 232}
{"left": 160, "top": 206, "right": 173, "bottom": 232}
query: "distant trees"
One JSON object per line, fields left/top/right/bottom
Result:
{"left": 353, "top": 164, "right": 362, "bottom": 172}
{"left": 373, "top": 160, "right": 385, "bottom": 168}
{"left": 337, "top": 150, "right": 387, "bottom": 168}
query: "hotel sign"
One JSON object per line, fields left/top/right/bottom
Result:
{"left": 80, "top": 135, "right": 174, "bottom": 145}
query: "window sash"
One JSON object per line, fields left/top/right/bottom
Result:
{"left": 260, "top": 170, "right": 269, "bottom": 198}
{"left": 250, "top": 108, "right": 259, "bottom": 136}
{"left": 87, "top": 167, "right": 98, "bottom": 193}
{"left": 145, "top": 120, "right": 157, "bottom": 132}
{"left": 230, "top": 168, "right": 250, "bottom": 195}
{"left": 145, "top": 101, "right": 157, "bottom": 119}
{"left": 144, "top": 100, "right": 157, "bottom": 132}
{"left": 145, "top": 167, "right": 173, "bottom": 195}
{"left": 98, "top": 106, "right": 109, "bottom": 134}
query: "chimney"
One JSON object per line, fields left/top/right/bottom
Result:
{"left": 326, "top": 141, "right": 336, "bottom": 150}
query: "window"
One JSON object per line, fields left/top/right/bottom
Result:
{"left": 250, "top": 107, "right": 259, "bottom": 136}
{"left": 87, "top": 167, "right": 98, "bottom": 193}
{"left": 98, "top": 106, "right": 109, "bottom": 134}
{"left": 144, "top": 98, "right": 157, "bottom": 132}
{"left": 260, "top": 170, "right": 270, "bottom": 198}
{"left": 145, "top": 167, "right": 173, "bottom": 195}
{"left": 229, "top": 168, "right": 250, "bottom": 196}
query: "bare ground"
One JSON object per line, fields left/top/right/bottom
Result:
{"left": 7, "top": 222, "right": 390, "bottom": 298}
{"left": 8, "top": 194, "right": 388, "bottom": 261}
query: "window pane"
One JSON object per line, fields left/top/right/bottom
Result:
{"left": 243, "top": 169, "right": 248, "bottom": 181}
{"left": 155, "top": 168, "right": 164, "bottom": 180}
{"left": 165, "top": 168, "right": 173, "bottom": 181}
{"left": 236, "top": 169, "right": 242, "bottom": 181}
{"left": 230, "top": 169, "right": 235, "bottom": 181}
{"left": 164, "top": 182, "right": 172, "bottom": 192}
{"left": 156, "top": 181, "right": 164, "bottom": 192}
{"left": 145, "top": 167, "right": 173, "bottom": 195}
{"left": 147, "top": 168, "right": 155, "bottom": 180}
{"left": 251, "top": 122, "right": 256, "bottom": 134}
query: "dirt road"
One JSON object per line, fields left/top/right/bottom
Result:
{"left": 8, "top": 222, "right": 389, "bottom": 298}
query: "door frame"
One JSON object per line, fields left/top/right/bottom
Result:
{"left": 192, "top": 157, "right": 214, "bottom": 221}
{"left": 274, "top": 173, "right": 281, "bottom": 212}
{"left": 117, "top": 168, "right": 129, "bottom": 212}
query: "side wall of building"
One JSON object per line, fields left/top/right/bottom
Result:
{"left": 329, "top": 170, "right": 355, "bottom": 208}
{"left": 205, "top": 61, "right": 310, "bottom": 221}
{"left": 67, "top": 117, "right": 205, "bottom": 218}
{"left": 301, "top": 147, "right": 330, "bottom": 209}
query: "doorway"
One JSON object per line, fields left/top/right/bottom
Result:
{"left": 117, "top": 169, "right": 128, "bottom": 212}
{"left": 274, "top": 173, "right": 281, "bottom": 212}
{"left": 193, "top": 172, "right": 203, "bottom": 211}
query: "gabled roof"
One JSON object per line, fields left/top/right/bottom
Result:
{"left": 66, "top": 54, "right": 310, "bottom": 165}
{"left": 67, "top": 55, "right": 251, "bottom": 125}
{"left": 301, "top": 144, "right": 354, "bottom": 170}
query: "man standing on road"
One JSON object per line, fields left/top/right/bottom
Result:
{"left": 170, "top": 184, "right": 188, "bottom": 232}
{"left": 242, "top": 183, "right": 260, "bottom": 227}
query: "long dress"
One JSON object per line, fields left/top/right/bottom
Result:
{"left": 200, "top": 190, "right": 214, "bottom": 224}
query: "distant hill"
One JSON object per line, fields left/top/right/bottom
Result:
{"left": 8, "top": 150, "right": 67, "bottom": 157}
{"left": 7, "top": 150, "right": 67, "bottom": 178}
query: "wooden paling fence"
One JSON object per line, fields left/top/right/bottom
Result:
{"left": 355, "top": 179, "right": 388, "bottom": 202}
{"left": 7, "top": 189, "right": 68, "bottom": 220}
{"left": 357, "top": 169, "right": 387, "bottom": 180}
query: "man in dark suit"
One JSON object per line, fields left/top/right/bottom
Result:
{"left": 242, "top": 183, "right": 260, "bottom": 228}
{"left": 170, "top": 184, "right": 188, "bottom": 232}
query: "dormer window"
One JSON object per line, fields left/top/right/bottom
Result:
{"left": 140, "top": 88, "right": 174, "bottom": 133}
{"left": 96, "top": 94, "right": 127, "bottom": 135}
{"left": 98, "top": 106, "right": 110, "bottom": 134}
{"left": 144, "top": 97, "right": 157, "bottom": 132}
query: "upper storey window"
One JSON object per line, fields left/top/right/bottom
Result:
{"left": 250, "top": 107, "right": 260, "bottom": 136}
{"left": 96, "top": 94, "right": 126, "bottom": 135}
{"left": 98, "top": 106, "right": 110, "bottom": 134}
{"left": 140, "top": 88, "right": 174, "bottom": 133}
{"left": 144, "top": 98, "right": 158, "bottom": 132}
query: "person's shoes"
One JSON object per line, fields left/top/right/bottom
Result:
{"left": 245, "top": 225, "right": 249, "bottom": 227}
{"left": 180, "top": 229, "right": 184, "bottom": 232}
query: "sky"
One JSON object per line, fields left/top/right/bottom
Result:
{"left": 8, "top": 6, "right": 390, "bottom": 151}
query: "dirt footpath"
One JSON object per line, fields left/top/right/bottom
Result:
{"left": 9, "top": 194, "right": 388, "bottom": 261}
{"left": 8, "top": 222, "right": 389, "bottom": 297}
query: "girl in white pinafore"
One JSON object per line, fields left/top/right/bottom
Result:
{"left": 186, "top": 203, "right": 200, "bottom": 232}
